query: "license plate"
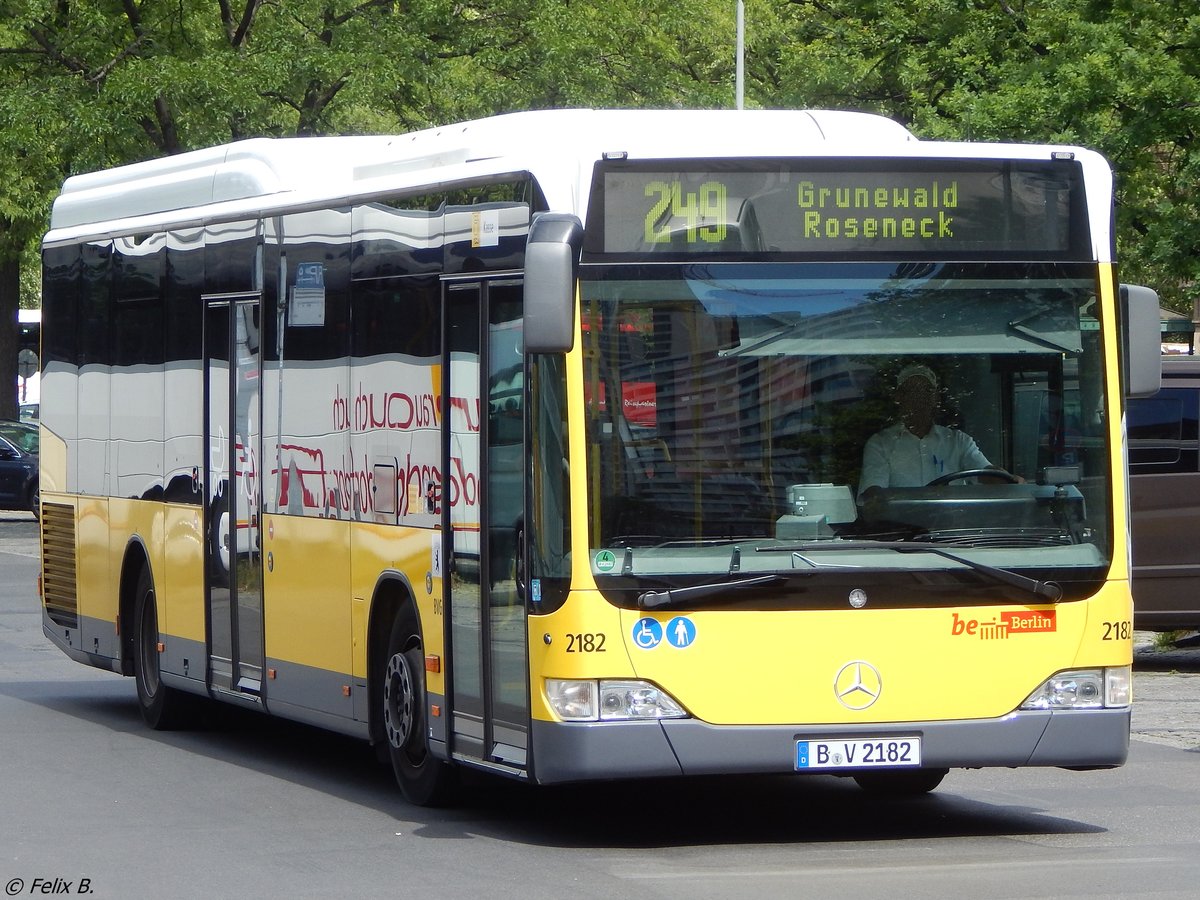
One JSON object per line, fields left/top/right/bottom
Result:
{"left": 796, "top": 736, "right": 922, "bottom": 770}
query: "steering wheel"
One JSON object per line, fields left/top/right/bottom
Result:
{"left": 926, "top": 467, "right": 1020, "bottom": 486}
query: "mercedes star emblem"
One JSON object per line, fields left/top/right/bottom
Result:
{"left": 834, "top": 660, "right": 882, "bottom": 710}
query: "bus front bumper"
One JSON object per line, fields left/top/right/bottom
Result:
{"left": 529, "top": 707, "right": 1130, "bottom": 785}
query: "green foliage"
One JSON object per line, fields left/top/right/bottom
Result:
{"left": 0, "top": 0, "right": 1196, "bottom": 319}
{"left": 752, "top": 0, "right": 1200, "bottom": 314}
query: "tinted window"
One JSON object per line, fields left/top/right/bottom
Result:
{"left": 0, "top": 425, "right": 36, "bottom": 454}
{"left": 351, "top": 277, "right": 439, "bottom": 359}
{"left": 165, "top": 229, "right": 204, "bottom": 363}
{"left": 1129, "top": 386, "right": 1199, "bottom": 472}
{"left": 279, "top": 209, "right": 351, "bottom": 363}
{"left": 41, "top": 245, "right": 79, "bottom": 367}
{"left": 79, "top": 241, "right": 112, "bottom": 367}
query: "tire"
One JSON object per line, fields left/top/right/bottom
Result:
{"left": 381, "top": 613, "right": 455, "bottom": 805}
{"left": 853, "top": 768, "right": 948, "bottom": 796}
{"left": 133, "top": 567, "right": 187, "bottom": 730}
{"left": 208, "top": 489, "right": 231, "bottom": 581}
{"left": 28, "top": 481, "right": 39, "bottom": 519}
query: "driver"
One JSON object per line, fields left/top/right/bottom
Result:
{"left": 858, "top": 364, "right": 1002, "bottom": 499}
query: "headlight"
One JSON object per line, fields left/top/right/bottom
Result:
{"left": 1105, "top": 666, "right": 1132, "bottom": 707}
{"left": 544, "top": 679, "right": 597, "bottom": 720}
{"left": 546, "top": 679, "right": 687, "bottom": 721}
{"left": 1019, "top": 666, "right": 1131, "bottom": 710}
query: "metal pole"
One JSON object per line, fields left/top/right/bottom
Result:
{"left": 736, "top": 1, "right": 745, "bottom": 110}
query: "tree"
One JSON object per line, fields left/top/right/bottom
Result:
{"left": 4, "top": 0, "right": 1196, "bottom": 420}
{"left": 749, "top": 0, "right": 1200, "bottom": 315}
{"left": 0, "top": 0, "right": 466, "bottom": 416}
{"left": 0, "top": 0, "right": 742, "bottom": 416}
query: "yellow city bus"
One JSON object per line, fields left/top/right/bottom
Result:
{"left": 39, "top": 109, "right": 1162, "bottom": 804}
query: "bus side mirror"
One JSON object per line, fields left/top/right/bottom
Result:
{"left": 524, "top": 213, "right": 583, "bottom": 354}
{"left": 1120, "top": 283, "right": 1162, "bottom": 399}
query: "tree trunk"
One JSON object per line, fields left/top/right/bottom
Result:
{"left": 0, "top": 255, "right": 20, "bottom": 421}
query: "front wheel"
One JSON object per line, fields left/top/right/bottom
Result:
{"left": 853, "top": 767, "right": 948, "bottom": 795}
{"left": 381, "top": 613, "right": 455, "bottom": 805}
{"left": 133, "top": 567, "right": 188, "bottom": 729}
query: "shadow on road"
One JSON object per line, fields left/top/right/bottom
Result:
{"left": 1, "top": 675, "right": 1109, "bottom": 850}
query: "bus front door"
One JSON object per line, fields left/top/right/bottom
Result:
{"left": 204, "top": 293, "right": 265, "bottom": 696}
{"left": 444, "top": 279, "right": 530, "bottom": 771}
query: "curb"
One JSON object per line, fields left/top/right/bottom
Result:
{"left": 1134, "top": 631, "right": 1200, "bottom": 672}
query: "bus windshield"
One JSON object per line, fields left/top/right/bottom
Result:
{"left": 580, "top": 261, "right": 1110, "bottom": 604}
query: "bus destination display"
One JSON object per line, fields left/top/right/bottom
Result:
{"left": 595, "top": 160, "right": 1085, "bottom": 258}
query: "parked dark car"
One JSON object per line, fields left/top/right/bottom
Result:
{"left": 0, "top": 420, "right": 39, "bottom": 517}
{"left": 1128, "top": 356, "right": 1200, "bottom": 630}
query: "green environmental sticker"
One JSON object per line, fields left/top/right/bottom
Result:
{"left": 595, "top": 550, "right": 617, "bottom": 572}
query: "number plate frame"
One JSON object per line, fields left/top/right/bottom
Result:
{"left": 796, "top": 736, "right": 922, "bottom": 770}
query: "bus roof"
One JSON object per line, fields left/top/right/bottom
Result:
{"left": 45, "top": 108, "right": 1113, "bottom": 260}
{"left": 47, "top": 110, "right": 914, "bottom": 236}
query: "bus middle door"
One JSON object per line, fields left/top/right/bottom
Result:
{"left": 203, "top": 292, "right": 265, "bottom": 697}
{"left": 444, "top": 279, "right": 529, "bottom": 772}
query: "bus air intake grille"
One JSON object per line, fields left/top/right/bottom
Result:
{"left": 41, "top": 502, "right": 79, "bottom": 629}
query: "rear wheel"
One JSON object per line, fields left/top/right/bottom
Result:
{"left": 853, "top": 768, "right": 948, "bottom": 795}
{"left": 208, "top": 491, "right": 230, "bottom": 580}
{"left": 382, "top": 613, "right": 455, "bottom": 805}
{"left": 133, "top": 567, "right": 188, "bottom": 729}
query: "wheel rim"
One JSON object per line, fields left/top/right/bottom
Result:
{"left": 383, "top": 650, "right": 418, "bottom": 754}
{"left": 138, "top": 588, "right": 160, "bottom": 698}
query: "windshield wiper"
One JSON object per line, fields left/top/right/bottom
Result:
{"left": 638, "top": 574, "right": 785, "bottom": 611}
{"left": 766, "top": 540, "right": 1063, "bottom": 602}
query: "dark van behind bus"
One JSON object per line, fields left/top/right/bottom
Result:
{"left": 1129, "top": 355, "right": 1200, "bottom": 630}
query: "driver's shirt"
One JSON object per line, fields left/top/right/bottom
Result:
{"left": 858, "top": 422, "right": 992, "bottom": 493}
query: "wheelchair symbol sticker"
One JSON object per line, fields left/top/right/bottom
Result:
{"left": 632, "top": 617, "right": 663, "bottom": 650}
{"left": 632, "top": 616, "right": 697, "bottom": 650}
